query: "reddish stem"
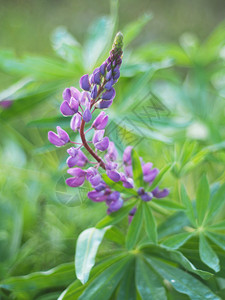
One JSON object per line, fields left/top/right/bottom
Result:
{"left": 79, "top": 79, "right": 108, "bottom": 169}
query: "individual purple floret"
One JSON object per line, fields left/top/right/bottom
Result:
{"left": 48, "top": 126, "right": 70, "bottom": 147}
{"left": 66, "top": 147, "right": 88, "bottom": 168}
{"left": 92, "top": 111, "right": 108, "bottom": 130}
{"left": 48, "top": 32, "right": 169, "bottom": 216}
{"left": 93, "top": 130, "right": 109, "bottom": 151}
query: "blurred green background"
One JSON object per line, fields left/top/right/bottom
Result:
{"left": 0, "top": 0, "right": 225, "bottom": 298}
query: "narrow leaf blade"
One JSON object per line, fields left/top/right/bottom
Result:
{"left": 131, "top": 148, "right": 144, "bottom": 188}
{"left": 143, "top": 202, "right": 158, "bottom": 244}
{"left": 126, "top": 203, "right": 143, "bottom": 250}
{"left": 75, "top": 227, "right": 110, "bottom": 284}
{"left": 196, "top": 174, "right": 210, "bottom": 225}
{"left": 199, "top": 234, "right": 220, "bottom": 272}
{"left": 136, "top": 257, "right": 167, "bottom": 300}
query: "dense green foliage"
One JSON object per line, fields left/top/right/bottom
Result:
{"left": 0, "top": 1, "right": 225, "bottom": 299}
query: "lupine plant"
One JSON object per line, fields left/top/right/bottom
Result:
{"left": 48, "top": 33, "right": 169, "bottom": 217}
{"left": 1, "top": 10, "right": 225, "bottom": 300}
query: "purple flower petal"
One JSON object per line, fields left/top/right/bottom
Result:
{"left": 93, "top": 130, "right": 105, "bottom": 144}
{"left": 80, "top": 91, "right": 91, "bottom": 106}
{"left": 105, "top": 141, "right": 118, "bottom": 162}
{"left": 66, "top": 168, "right": 86, "bottom": 187}
{"left": 91, "top": 84, "right": 98, "bottom": 99}
{"left": 141, "top": 192, "right": 153, "bottom": 202}
{"left": 152, "top": 187, "right": 170, "bottom": 198}
{"left": 70, "top": 114, "right": 81, "bottom": 131}
{"left": 70, "top": 87, "right": 81, "bottom": 102}
{"left": 66, "top": 176, "right": 86, "bottom": 187}
{"left": 107, "top": 191, "right": 120, "bottom": 202}
{"left": 95, "top": 137, "right": 109, "bottom": 151}
{"left": 67, "top": 156, "right": 79, "bottom": 168}
{"left": 88, "top": 190, "right": 108, "bottom": 202}
{"left": 83, "top": 108, "right": 92, "bottom": 123}
{"left": 100, "top": 62, "right": 107, "bottom": 75}
{"left": 113, "top": 70, "right": 120, "bottom": 80}
{"left": 142, "top": 162, "right": 153, "bottom": 175}
{"left": 107, "top": 198, "right": 123, "bottom": 213}
{"left": 93, "top": 70, "right": 101, "bottom": 85}
{"left": 143, "top": 168, "right": 159, "bottom": 183}
{"left": 123, "top": 146, "right": 133, "bottom": 165}
{"left": 106, "top": 69, "right": 112, "bottom": 81}
{"left": 67, "top": 147, "right": 78, "bottom": 157}
{"left": 60, "top": 100, "right": 76, "bottom": 116}
{"left": 101, "top": 88, "right": 115, "bottom": 101}
{"left": 62, "top": 88, "right": 71, "bottom": 101}
{"left": 106, "top": 170, "right": 121, "bottom": 182}
{"left": 92, "top": 111, "right": 109, "bottom": 130}
{"left": 70, "top": 97, "right": 79, "bottom": 112}
{"left": 105, "top": 78, "right": 113, "bottom": 90}
{"left": 48, "top": 131, "right": 65, "bottom": 147}
{"left": 56, "top": 126, "right": 70, "bottom": 143}
{"left": 98, "top": 99, "right": 113, "bottom": 109}
{"left": 80, "top": 74, "right": 91, "bottom": 91}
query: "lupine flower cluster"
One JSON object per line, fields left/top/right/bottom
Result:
{"left": 48, "top": 32, "right": 169, "bottom": 216}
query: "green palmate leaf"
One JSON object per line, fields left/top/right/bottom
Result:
{"left": 102, "top": 174, "right": 138, "bottom": 196}
{"left": 148, "top": 163, "right": 172, "bottom": 191}
{"left": 196, "top": 174, "right": 210, "bottom": 225}
{"left": 116, "top": 261, "right": 136, "bottom": 300}
{"left": 96, "top": 199, "right": 137, "bottom": 229}
{"left": 78, "top": 255, "right": 133, "bottom": 300}
{"left": 206, "top": 232, "right": 225, "bottom": 251}
{"left": 199, "top": 234, "right": 220, "bottom": 272}
{"left": 75, "top": 227, "right": 110, "bottom": 284}
{"left": 140, "top": 243, "right": 212, "bottom": 280}
{"left": 206, "top": 183, "right": 225, "bottom": 223}
{"left": 143, "top": 202, "right": 158, "bottom": 244}
{"left": 123, "top": 13, "right": 153, "bottom": 47}
{"left": 136, "top": 257, "right": 166, "bottom": 300}
{"left": 0, "top": 263, "right": 74, "bottom": 299}
{"left": 131, "top": 148, "right": 144, "bottom": 188}
{"left": 146, "top": 257, "right": 220, "bottom": 300}
{"left": 162, "top": 232, "right": 193, "bottom": 249}
{"left": 180, "top": 185, "right": 196, "bottom": 227}
{"left": 158, "top": 211, "right": 190, "bottom": 239}
{"left": 126, "top": 203, "right": 143, "bottom": 250}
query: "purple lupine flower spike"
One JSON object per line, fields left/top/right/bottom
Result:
{"left": 93, "top": 130, "right": 109, "bottom": 151}
{"left": 92, "top": 111, "right": 109, "bottom": 130}
{"left": 48, "top": 32, "right": 169, "bottom": 216}
{"left": 80, "top": 74, "right": 91, "bottom": 91}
